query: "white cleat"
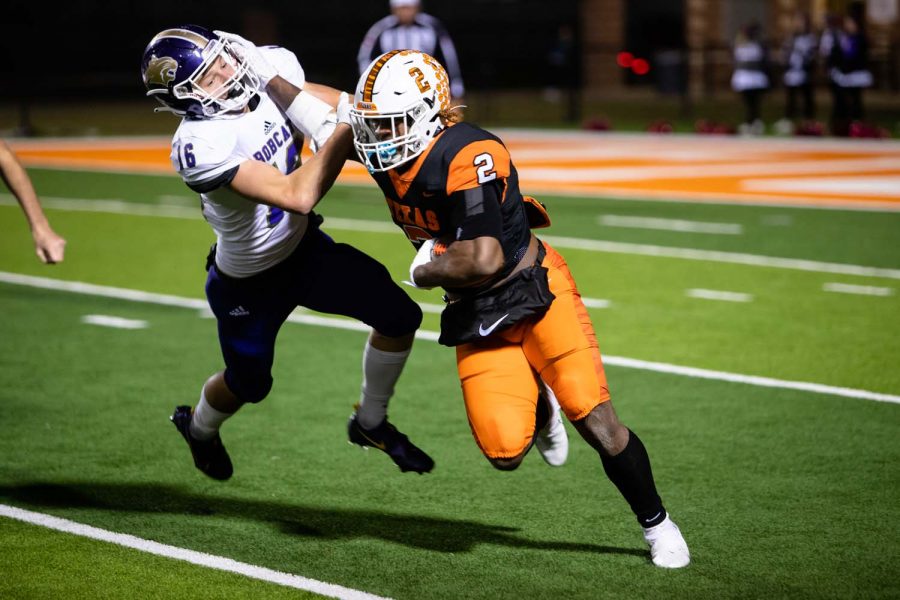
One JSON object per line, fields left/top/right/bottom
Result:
{"left": 535, "top": 386, "right": 568, "bottom": 467}
{"left": 642, "top": 515, "right": 690, "bottom": 568}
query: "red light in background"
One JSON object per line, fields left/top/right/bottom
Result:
{"left": 631, "top": 58, "right": 650, "bottom": 75}
{"left": 616, "top": 52, "right": 634, "bottom": 68}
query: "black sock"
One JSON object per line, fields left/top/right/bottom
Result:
{"left": 599, "top": 429, "right": 666, "bottom": 528}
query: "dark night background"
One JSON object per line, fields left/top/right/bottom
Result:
{"left": 1, "top": 0, "right": 580, "bottom": 102}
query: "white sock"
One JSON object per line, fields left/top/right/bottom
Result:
{"left": 189, "top": 389, "right": 233, "bottom": 441}
{"left": 357, "top": 342, "right": 411, "bottom": 429}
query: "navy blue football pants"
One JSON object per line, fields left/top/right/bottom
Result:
{"left": 205, "top": 226, "right": 422, "bottom": 404}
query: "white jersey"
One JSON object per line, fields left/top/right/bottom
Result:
{"left": 171, "top": 47, "right": 321, "bottom": 278}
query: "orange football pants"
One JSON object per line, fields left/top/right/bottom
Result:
{"left": 455, "top": 241, "right": 610, "bottom": 459}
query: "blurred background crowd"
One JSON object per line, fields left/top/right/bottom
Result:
{"left": 1, "top": 0, "right": 898, "bottom": 138}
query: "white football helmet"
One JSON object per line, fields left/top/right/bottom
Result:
{"left": 350, "top": 50, "right": 452, "bottom": 172}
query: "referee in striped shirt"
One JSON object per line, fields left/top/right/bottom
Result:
{"left": 357, "top": 0, "right": 465, "bottom": 99}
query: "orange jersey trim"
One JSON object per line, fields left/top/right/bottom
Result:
{"left": 386, "top": 146, "right": 431, "bottom": 199}
{"left": 385, "top": 123, "right": 454, "bottom": 199}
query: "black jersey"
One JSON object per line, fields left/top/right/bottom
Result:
{"left": 371, "top": 122, "right": 532, "bottom": 286}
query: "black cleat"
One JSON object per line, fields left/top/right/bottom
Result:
{"left": 348, "top": 413, "right": 435, "bottom": 474}
{"left": 170, "top": 405, "right": 233, "bottom": 481}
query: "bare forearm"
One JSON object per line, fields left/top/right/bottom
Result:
{"left": 265, "top": 77, "right": 342, "bottom": 112}
{"left": 302, "top": 83, "right": 342, "bottom": 108}
{"left": 286, "top": 124, "right": 353, "bottom": 213}
{"left": 1, "top": 143, "right": 66, "bottom": 263}
{"left": 0, "top": 153, "right": 50, "bottom": 231}
{"left": 265, "top": 76, "right": 302, "bottom": 112}
{"left": 413, "top": 238, "right": 503, "bottom": 288}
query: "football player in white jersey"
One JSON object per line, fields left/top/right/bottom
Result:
{"left": 141, "top": 25, "right": 434, "bottom": 479}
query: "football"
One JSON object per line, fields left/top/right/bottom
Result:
{"left": 431, "top": 233, "right": 456, "bottom": 258}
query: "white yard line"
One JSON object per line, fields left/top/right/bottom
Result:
{"left": 598, "top": 215, "right": 743, "bottom": 235}
{"left": 540, "top": 235, "right": 900, "bottom": 280}
{"left": 3, "top": 195, "right": 898, "bottom": 280}
{"left": 601, "top": 356, "right": 900, "bottom": 404}
{"left": 0, "top": 271, "right": 209, "bottom": 310}
{"left": 823, "top": 282, "right": 894, "bottom": 296}
{"left": 81, "top": 315, "right": 148, "bottom": 329}
{"left": 0, "top": 504, "right": 391, "bottom": 600}
{"left": 0, "top": 195, "right": 201, "bottom": 219}
{"left": 686, "top": 288, "right": 754, "bottom": 302}
{"left": 1, "top": 271, "right": 897, "bottom": 405}
{"left": 582, "top": 297, "right": 611, "bottom": 309}
{"left": 537, "top": 185, "right": 900, "bottom": 213}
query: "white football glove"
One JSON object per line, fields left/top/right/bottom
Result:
{"left": 404, "top": 238, "right": 435, "bottom": 289}
{"left": 214, "top": 30, "right": 278, "bottom": 90}
{"left": 336, "top": 91, "right": 352, "bottom": 126}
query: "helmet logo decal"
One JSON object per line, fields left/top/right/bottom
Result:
{"left": 145, "top": 56, "right": 179, "bottom": 88}
{"left": 408, "top": 67, "right": 431, "bottom": 93}
{"left": 362, "top": 49, "right": 404, "bottom": 103}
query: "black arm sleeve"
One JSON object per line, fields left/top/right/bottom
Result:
{"left": 447, "top": 181, "right": 503, "bottom": 242}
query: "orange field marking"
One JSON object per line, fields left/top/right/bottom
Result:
{"left": 10, "top": 132, "right": 900, "bottom": 210}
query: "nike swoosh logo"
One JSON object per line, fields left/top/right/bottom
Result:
{"left": 478, "top": 314, "right": 509, "bottom": 337}
{"left": 359, "top": 430, "right": 386, "bottom": 450}
{"left": 643, "top": 511, "right": 663, "bottom": 526}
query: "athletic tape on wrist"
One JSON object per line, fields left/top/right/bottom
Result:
{"left": 284, "top": 91, "right": 336, "bottom": 146}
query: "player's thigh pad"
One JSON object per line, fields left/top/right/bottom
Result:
{"left": 456, "top": 340, "right": 540, "bottom": 459}
{"left": 522, "top": 243, "right": 610, "bottom": 421}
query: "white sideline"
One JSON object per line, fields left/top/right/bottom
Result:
{"left": 598, "top": 215, "right": 743, "bottom": 235}
{"left": 1, "top": 271, "right": 897, "bottom": 405}
{"left": 0, "top": 504, "right": 391, "bottom": 600}
{"left": 539, "top": 234, "right": 900, "bottom": 281}
{"left": 601, "top": 356, "right": 900, "bottom": 405}
{"left": 3, "top": 195, "right": 900, "bottom": 280}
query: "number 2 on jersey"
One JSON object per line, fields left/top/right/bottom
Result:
{"left": 473, "top": 153, "right": 496, "bottom": 183}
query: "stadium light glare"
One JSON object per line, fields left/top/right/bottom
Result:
{"left": 631, "top": 58, "right": 650, "bottom": 75}
{"left": 616, "top": 51, "right": 634, "bottom": 68}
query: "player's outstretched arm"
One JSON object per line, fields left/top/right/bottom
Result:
{"left": 229, "top": 118, "right": 353, "bottom": 215}
{"left": 215, "top": 31, "right": 348, "bottom": 152}
{"left": 0, "top": 140, "right": 66, "bottom": 263}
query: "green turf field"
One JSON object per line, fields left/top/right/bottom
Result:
{"left": 1, "top": 166, "right": 898, "bottom": 599}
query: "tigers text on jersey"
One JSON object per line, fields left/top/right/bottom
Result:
{"left": 171, "top": 47, "right": 311, "bottom": 278}
{"left": 371, "top": 122, "right": 531, "bottom": 287}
